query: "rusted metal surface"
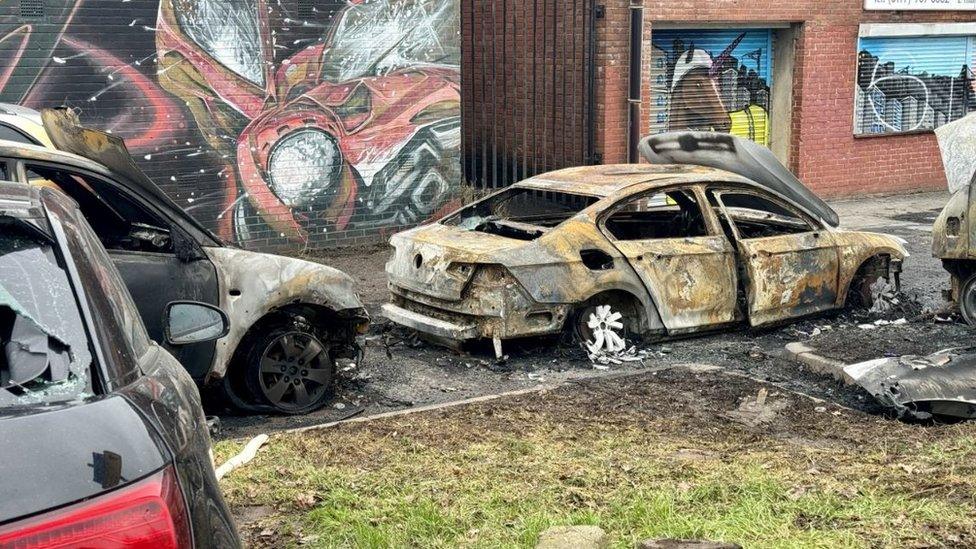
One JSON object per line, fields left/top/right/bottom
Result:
{"left": 384, "top": 160, "right": 907, "bottom": 348}
{"left": 206, "top": 246, "right": 368, "bottom": 381}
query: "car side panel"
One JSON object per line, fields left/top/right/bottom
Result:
{"left": 738, "top": 231, "right": 841, "bottom": 325}
{"left": 111, "top": 251, "right": 220, "bottom": 380}
{"left": 613, "top": 235, "right": 739, "bottom": 331}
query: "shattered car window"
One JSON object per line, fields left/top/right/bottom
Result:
{"left": 0, "top": 228, "right": 93, "bottom": 406}
{"left": 444, "top": 187, "right": 597, "bottom": 241}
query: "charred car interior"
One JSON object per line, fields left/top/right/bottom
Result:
{"left": 384, "top": 132, "right": 908, "bottom": 358}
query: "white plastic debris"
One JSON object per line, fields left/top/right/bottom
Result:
{"left": 858, "top": 318, "right": 908, "bottom": 330}
{"left": 215, "top": 434, "right": 269, "bottom": 480}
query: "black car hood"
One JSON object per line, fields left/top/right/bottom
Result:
{"left": 40, "top": 108, "right": 223, "bottom": 246}
{"left": 639, "top": 132, "right": 840, "bottom": 227}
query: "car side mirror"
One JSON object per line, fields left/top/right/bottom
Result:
{"left": 164, "top": 301, "right": 229, "bottom": 345}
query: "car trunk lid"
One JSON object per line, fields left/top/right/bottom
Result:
{"left": 0, "top": 396, "right": 168, "bottom": 525}
{"left": 388, "top": 224, "right": 524, "bottom": 301}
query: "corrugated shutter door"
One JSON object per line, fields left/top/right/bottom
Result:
{"left": 854, "top": 35, "right": 975, "bottom": 136}
{"left": 650, "top": 28, "right": 774, "bottom": 146}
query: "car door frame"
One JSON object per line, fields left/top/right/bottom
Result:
{"left": 597, "top": 183, "right": 742, "bottom": 333}
{"left": 708, "top": 185, "right": 841, "bottom": 326}
{"left": 12, "top": 157, "right": 223, "bottom": 380}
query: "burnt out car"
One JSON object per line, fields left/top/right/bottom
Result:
{"left": 934, "top": 113, "right": 976, "bottom": 324}
{"left": 0, "top": 182, "right": 238, "bottom": 547}
{"left": 0, "top": 107, "right": 369, "bottom": 414}
{"left": 384, "top": 133, "right": 908, "bottom": 357}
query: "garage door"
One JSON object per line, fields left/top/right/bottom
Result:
{"left": 650, "top": 28, "right": 774, "bottom": 146}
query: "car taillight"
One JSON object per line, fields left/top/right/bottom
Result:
{"left": 0, "top": 466, "right": 191, "bottom": 549}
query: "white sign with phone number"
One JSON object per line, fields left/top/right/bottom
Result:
{"left": 865, "top": 0, "right": 976, "bottom": 9}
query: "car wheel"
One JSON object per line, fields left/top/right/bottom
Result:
{"left": 240, "top": 322, "right": 336, "bottom": 415}
{"left": 847, "top": 275, "right": 879, "bottom": 309}
{"left": 574, "top": 303, "right": 629, "bottom": 354}
{"left": 959, "top": 274, "right": 976, "bottom": 326}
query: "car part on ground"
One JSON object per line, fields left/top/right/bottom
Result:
{"left": 0, "top": 182, "right": 239, "bottom": 546}
{"left": 845, "top": 348, "right": 976, "bottom": 421}
{"left": 384, "top": 132, "right": 907, "bottom": 357}
{"left": 933, "top": 113, "right": 976, "bottom": 325}
{"left": 0, "top": 105, "right": 369, "bottom": 414}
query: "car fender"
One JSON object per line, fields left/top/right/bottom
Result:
{"left": 202, "top": 246, "right": 367, "bottom": 381}
{"left": 831, "top": 230, "right": 909, "bottom": 305}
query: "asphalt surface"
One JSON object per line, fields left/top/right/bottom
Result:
{"left": 217, "top": 191, "right": 972, "bottom": 440}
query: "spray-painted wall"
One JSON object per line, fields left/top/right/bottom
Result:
{"left": 650, "top": 29, "right": 774, "bottom": 146}
{"left": 0, "top": 0, "right": 462, "bottom": 250}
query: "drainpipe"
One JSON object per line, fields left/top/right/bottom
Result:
{"left": 627, "top": 2, "right": 643, "bottom": 163}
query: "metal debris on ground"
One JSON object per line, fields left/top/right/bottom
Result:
{"left": 845, "top": 348, "right": 976, "bottom": 421}
{"left": 586, "top": 343, "right": 654, "bottom": 369}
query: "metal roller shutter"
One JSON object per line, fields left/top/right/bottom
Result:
{"left": 650, "top": 28, "right": 774, "bottom": 146}
{"left": 854, "top": 35, "right": 975, "bottom": 136}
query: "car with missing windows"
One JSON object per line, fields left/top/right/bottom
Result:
{"left": 0, "top": 105, "right": 370, "bottom": 414}
{"left": 383, "top": 132, "right": 908, "bottom": 357}
{"left": 0, "top": 182, "right": 239, "bottom": 547}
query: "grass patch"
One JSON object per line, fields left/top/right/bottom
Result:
{"left": 217, "top": 372, "right": 976, "bottom": 548}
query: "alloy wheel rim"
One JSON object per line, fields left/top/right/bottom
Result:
{"left": 583, "top": 304, "right": 627, "bottom": 354}
{"left": 258, "top": 332, "right": 331, "bottom": 411}
{"left": 964, "top": 279, "right": 976, "bottom": 323}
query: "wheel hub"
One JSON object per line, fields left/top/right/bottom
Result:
{"left": 258, "top": 332, "right": 332, "bottom": 411}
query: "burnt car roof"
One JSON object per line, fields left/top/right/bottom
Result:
{"left": 639, "top": 132, "right": 840, "bottom": 227}
{"left": 516, "top": 164, "right": 727, "bottom": 197}
{"left": 0, "top": 112, "right": 222, "bottom": 247}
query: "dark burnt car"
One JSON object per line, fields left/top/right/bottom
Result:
{"left": 0, "top": 182, "right": 239, "bottom": 547}
{"left": 0, "top": 106, "right": 370, "bottom": 415}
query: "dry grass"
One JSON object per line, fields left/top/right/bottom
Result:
{"left": 216, "top": 369, "right": 976, "bottom": 548}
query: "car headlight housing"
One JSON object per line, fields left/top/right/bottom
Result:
{"left": 267, "top": 129, "right": 343, "bottom": 208}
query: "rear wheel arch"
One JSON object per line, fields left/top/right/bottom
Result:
{"left": 571, "top": 289, "right": 662, "bottom": 336}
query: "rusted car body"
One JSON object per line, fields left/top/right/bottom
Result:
{"left": 933, "top": 113, "right": 976, "bottom": 324}
{"left": 384, "top": 132, "right": 908, "bottom": 357}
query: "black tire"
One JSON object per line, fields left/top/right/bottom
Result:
{"left": 959, "top": 274, "right": 976, "bottom": 326}
{"left": 238, "top": 319, "right": 336, "bottom": 415}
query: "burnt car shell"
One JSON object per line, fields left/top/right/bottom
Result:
{"left": 933, "top": 113, "right": 976, "bottom": 323}
{"left": 0, "top": 183, "right": 239, "bottom": 546}
{"left": 384, "top": 132, "right": 907, "bottom": 355}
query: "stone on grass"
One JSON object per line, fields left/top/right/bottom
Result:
{"left": 536, "top": 525, "right": 609, "bottom": 549}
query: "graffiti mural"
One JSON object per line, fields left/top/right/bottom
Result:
{"left": 0, "top": 0, "right": 462, "bottom": 248}
{"left": 855, "top": 35, "right": 975, "bottom": 136}
{"left": 651, "top": 29, "right": 773, "bottom": 146}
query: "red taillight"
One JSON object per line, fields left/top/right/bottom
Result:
{"left": 0, "top": 466, "right": 191, "bottom": 549}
